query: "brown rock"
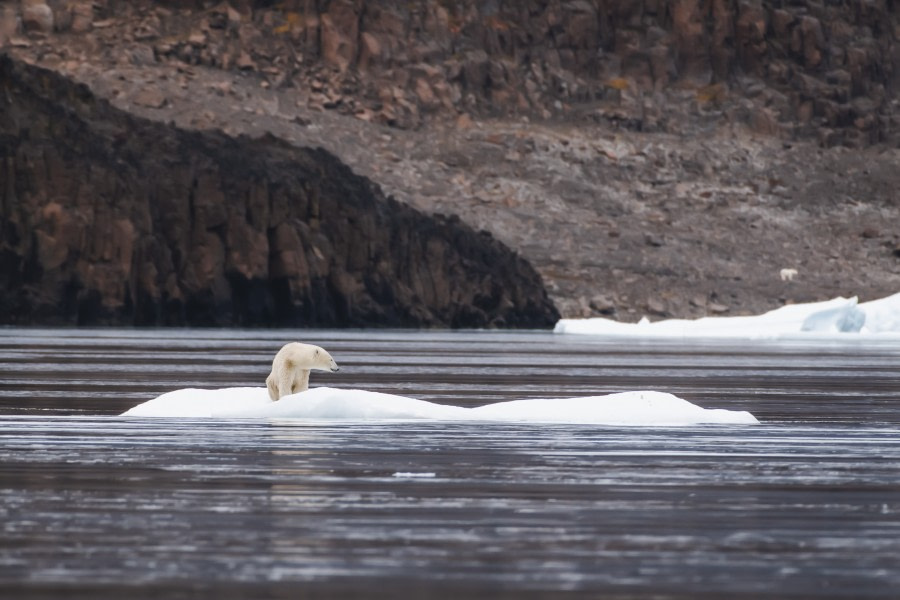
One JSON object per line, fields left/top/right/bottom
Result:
{"left": 709, "top": 302, "right": 730, "bottom": 314}
{"left": 414, "top": 77, "right": 438, "bottom": 110}
{"left": 358, "top": 31, "right": 381, "bottom": 71}
{"left": 455, "top": 113, "right": 474, "bottom": 129}
{"left": 226, "top": 5, "right": 242, "bottom": 28}
{"left": 133, "top": 16, "right": 159, "bottom": 41}
{"left": 460, "top": 50, "right": 489, "bottom": 91}
{"left": 35, "top": 229, "right": 68, "bottom": 270}
{"left": 132, "top": 87, "right": 167, "bottom": 108}
{"left": 320, "top": 3, "right": 358, "bottom": 73}
{"left": 130, "top": 44, "right": 156, "bottom": 66}
{"left": 798, "top": 16, "right": 824, "bottom": 68}
{"left": 209, "top": 80, "right": 233, "bottom": 96}
{"left": 861, "top": 227, "right": 880, "bottom": 239}
{"left": 690, "top": 295, "right": 708, "bottom": 309}
{"left": 589, "top": 294, "right": 615, "bottom": 314}
{"left": 188, "top": 30, "right": 207, "bottom": 47}
{"left": 750, "top": 107, "right": 779, "bottom": 136}
{"left": 52, "top": 3, "right": 73, "bottom": 32}
{"left": 647, "top": 297, "right": 667, "bottom": 315}
{"left": 226, "top": 215, "right": 268, "bottom": 280}
{"left": 771, "top": 9, "right": 794, "bottom": 38}
{"left": 235, "top": 50, "right": 256, "bottom": 70}
{"left": 70, "top": 1, "right": 94, "bottom": 33}
{"left": 22, "top": 1, "right": 54, "bottom": 34}
{"left": 670, "top": 0, "right": 709, "bottom": 84}
{"left": 0, "top": 7, "right": 17, "bottom": 46}
{"left": 270, "top": 223, "right": 311, "bottom": 283}
{"left": 431, "top": 80, "right": 457, "bottom": 110}
{"left": 735, "top": 3, "right": 767, "bottom": 75}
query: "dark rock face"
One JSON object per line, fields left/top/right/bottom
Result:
{"left": 114, "top": 0, "right": 897, "bottom": 146}
{"left": 0, "top": 56, "right": 559, "bottom": 327}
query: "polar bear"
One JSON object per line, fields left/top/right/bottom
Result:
{"left": 266, "top": 342, "right": 340, "bottom": 401}
{"left": 780, "top": 268, "right": 798, "bottom": 281}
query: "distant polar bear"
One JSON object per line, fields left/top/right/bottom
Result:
{"left": 266, "top": 342, "right": 340, "bottom": 401}
{"left": 780, "top": 268, "right": 798, "bottom": 281}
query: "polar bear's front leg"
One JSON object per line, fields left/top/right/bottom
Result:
{"left": 290, "top": 369, "right": 311, "bottom": 396}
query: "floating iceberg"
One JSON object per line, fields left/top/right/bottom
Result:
{"left": 121, "top": 386, "right": 758, "bottom": 426}
{"left": 554, "top": 293, "right": 900, "bottom": 338}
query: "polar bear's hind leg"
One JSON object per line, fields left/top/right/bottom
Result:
{"left": 266, "top": 373, "right": 278, "bottom": 401}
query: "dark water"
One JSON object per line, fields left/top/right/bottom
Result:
{"left": 1, "top": 328, "right": 899, "bottom": 598}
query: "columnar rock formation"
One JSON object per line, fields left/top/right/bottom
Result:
{"left": 32, "top": 0, "right": 891, "bottom": 146}
{"left": 4, "top": 1, "right": 895, "bottom": 144}
{"left": 0, "top": 56, "right": 559, "bottom": 327}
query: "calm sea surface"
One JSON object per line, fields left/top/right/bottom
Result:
{"left": 1, "top": 328, "right": 899, "bottom": 598}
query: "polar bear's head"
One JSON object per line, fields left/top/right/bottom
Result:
{"left": 281, "top": 342, "right": 340, "bottom": 373}
{"left": 308, "top": 344, "right": 340, "bottom": 373}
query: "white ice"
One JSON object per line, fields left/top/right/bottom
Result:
{"left": 554, "top": 292, "right": 900, "bottom": 338}
{"left": 121, "top": 386, "right": 758, "bottom": 426}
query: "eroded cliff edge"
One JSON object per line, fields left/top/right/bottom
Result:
{"left": 0, "top": 56, "right": 559, "bottom": 327}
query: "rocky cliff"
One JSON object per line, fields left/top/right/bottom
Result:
{"left": 2, "top": 1, "right": 899, "bottom": 323}
{"left": 0, "top": 55, "right": 559, "bottom": 327}
{"left": 45, "top": 0, "right": 895, "bottom": 147}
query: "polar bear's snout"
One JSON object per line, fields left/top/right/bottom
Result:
{"left": 319, "top": 351, "right": 339, "bottom": 373}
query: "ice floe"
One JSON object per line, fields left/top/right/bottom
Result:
{"left": 121, "top": 386, "right": 758, "bottom": 426}
{"left": 554, "top": 293, "right": 900, "bottom": 338}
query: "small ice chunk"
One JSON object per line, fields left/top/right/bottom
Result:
{"left": 801, "top": 297, "right": 865, "bottom": 332}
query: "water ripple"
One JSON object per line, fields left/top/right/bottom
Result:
{"left": 1, "top": 328, "right": 899, "bottom": 598}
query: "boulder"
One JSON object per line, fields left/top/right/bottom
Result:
{"left": 21, "top": 0, "right": 53, "bottom": 34}
{"left": 70, "top": 1, "right": 93, "bottom": 33}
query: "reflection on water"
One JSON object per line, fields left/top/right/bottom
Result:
{"left": 1, "top": 328, "right": 899, "bottom": 598}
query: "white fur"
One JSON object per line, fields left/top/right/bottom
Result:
{"left": 265, "top": 343, "right": 339, "bottom": 401}
{"left": 780, "top": 268, "right": 798, "bottom": 281}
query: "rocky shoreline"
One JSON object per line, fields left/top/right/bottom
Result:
{"left": 2, "top": 1, "right": 899, "bottom": 324}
